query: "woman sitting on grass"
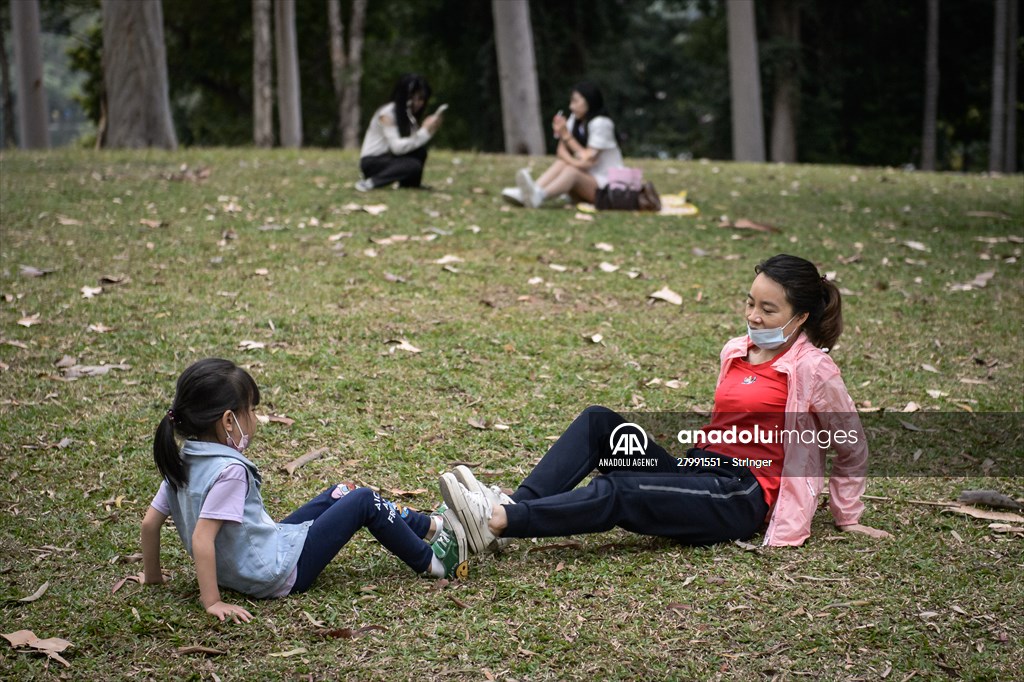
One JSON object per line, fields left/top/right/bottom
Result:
{"left": 137, "top": 358, "right": 468, "bottom": 623}
{"left": 440, "top": 254, "right": 890, "bottom": 555}
{"left": 503, "top": 81, "right": 623, "bottom": 208}
{"left": 355, "top": 73, "right": 443, "bottom": 192}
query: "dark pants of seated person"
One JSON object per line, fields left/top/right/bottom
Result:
{"left": 503, "top": 405, "right": 769, "bottom": 546}
{"left": 360, "top": 146, "right": 428, "bottom": 189}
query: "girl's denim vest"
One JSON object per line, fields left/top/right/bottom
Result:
{"left": 164, "top": 441, "right": 310, "bottom": 598}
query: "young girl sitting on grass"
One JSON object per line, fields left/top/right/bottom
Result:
{"left": 138, "top": 358, "right": 467, "bottom": 623}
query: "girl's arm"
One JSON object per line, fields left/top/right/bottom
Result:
{"left": 140, "top": 506, "right": 168, "bottom": 583}
{"left": 192, "top": 518, "right": 253, "bottom": 623}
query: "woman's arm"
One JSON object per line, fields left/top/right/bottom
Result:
{"left": 192, "top": 518, "right": 253, "bottom": 623}
{"left": 379, "top": 113, "right": 432, "bottom": 156}
{"left": 140, "top": 506, "right": 168, "bottom": 584}
{"left": 557, "top": 135, "right": 600, "bottom": 169}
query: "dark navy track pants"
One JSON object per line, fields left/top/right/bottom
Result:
{"left": 504, "top": 406, "right": 769, "bottom": 545}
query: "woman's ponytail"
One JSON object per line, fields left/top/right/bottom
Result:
{"left": 816, "top": 278, "right": 844, "bottom": 350}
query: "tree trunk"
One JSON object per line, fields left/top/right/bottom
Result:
{"left": 0, "top": 14, "right": 17, "bottom": 148}
{"left": 341, "top": 0, "right": 367, "bottom": 150}
{"left": 768, "top": 0, "right": 799, "bottom": 163}
{"left": 253, "top": 0, "right": 274, "bottom": 147}
{"left": 988, "top": 0, "right": 1007, "bottom": 172}
{"left": 491, "top": 0, "right": 545, "bottom": 155}
{"left": 727, "top": 0, "right": 765, "bottom": 162}
{"left": 921, "top": 0, "right": 940, "bottom": 171}
{"left": 274, "top": 0, "right": 302, "bottom": 147}
{"left": 101, "top": 0, "right": 177, "bottom": 149}
{"left": 1003, "top": 0, "right": 1018, "bottom": 173}
{"left": 10, "top": 0, "right": 50, "bottom": 149}
{"left": 327, "top": 0, "right": 347, "bottom": 146}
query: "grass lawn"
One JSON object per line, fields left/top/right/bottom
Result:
{"left": 0, "top": 147, "right": 1021, "bottom": 680}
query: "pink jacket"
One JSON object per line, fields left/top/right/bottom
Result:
{"left": 718, "top": 333, "right": 868, "bottom": 546}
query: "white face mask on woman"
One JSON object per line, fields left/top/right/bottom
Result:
{"left": 747, "top": 315, "right": 798, "bottom": 350}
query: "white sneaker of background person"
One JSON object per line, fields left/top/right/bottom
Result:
{"left": 515, "top": 168, "right": 545, "bottom": 208}
{"left": 501, "top": 187, "right": 524, "bottom": 205}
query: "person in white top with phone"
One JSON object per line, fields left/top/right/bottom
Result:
{"left": 503, "top": 81, "right": 623, "bottom": 208}
{"left": 356, "top": 74, "right": 445, "bottom": 191}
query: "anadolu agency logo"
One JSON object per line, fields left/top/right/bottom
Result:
{"left": 600, "top": 422, "right": 660, "bottom": 468}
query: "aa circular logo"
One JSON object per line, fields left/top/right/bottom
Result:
{"left": 609, "top": 422, "right": 648, "bottom": 457}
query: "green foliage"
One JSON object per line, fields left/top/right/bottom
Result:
{"left": 43, "top": 0, "right": 1023, "bottom": 168}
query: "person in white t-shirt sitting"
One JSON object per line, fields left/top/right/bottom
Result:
{"left": 504, "top": 81, "right": 624, "bottom": 208}
{"left": 356, "top": 74, "right": 443, "bottom": 192}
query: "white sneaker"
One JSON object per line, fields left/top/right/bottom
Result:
{"left": 354, "top": 178, "right": 373, "bottom": 192}
{"left": 501, "top": 187, "right": 524, "bottom": 205}
{"left": 515, "top": 168, "right": 544, "bottom": 208}
{"left": 439, "top": 472, "right": 497, "bottom": 555}
{"left": 452, "top": 465, "right": 514, "bottom": 552}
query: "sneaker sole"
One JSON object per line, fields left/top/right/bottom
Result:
{"left": 440, "top": 509, "right": 471, "bottom": 580}
{"left": 439, "top": 473, "right": 491, "bottom": 555}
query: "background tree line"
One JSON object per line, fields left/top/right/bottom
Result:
{"left": 2, "top": 0, "right": 1020, "bottom": 172}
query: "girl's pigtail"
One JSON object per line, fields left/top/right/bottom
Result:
{"left": 153, "top": 412, "right": 187, "bottom": 489}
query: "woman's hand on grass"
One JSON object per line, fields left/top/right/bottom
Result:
{"left": 205, "top": 600, "right": 253, "bottom": 623}
{"left": 136, "top": 570, "right": 171, "bottom": 585}
{"left": 838, "top": 523, "right": 892, "bottom": 539}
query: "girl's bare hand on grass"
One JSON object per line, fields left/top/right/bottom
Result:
{"left": 206, "top": 600, "right": 253, "bottom": 623}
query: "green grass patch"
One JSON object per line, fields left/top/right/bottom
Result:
{"left": 1, "top": 148, "right": 1021, "bottom": 679}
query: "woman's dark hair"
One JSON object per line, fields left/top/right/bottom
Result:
{"left": 390, "top": 73, "right": 432, "bottom": 138}
{"left": 570, "top": 81, "right": 607, "bottom": 146}
{"left": 153, "top": 358, "right": 260, "bottom": 489}
{"left": 754, "top": 254, "right": 843, "bottom": 350}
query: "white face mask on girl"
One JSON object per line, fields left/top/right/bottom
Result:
{"left": 747, "top": 315, "right": 798, "bottom": 350}
{"left": 226, "top": 411, "right": 249, "bottom": 453}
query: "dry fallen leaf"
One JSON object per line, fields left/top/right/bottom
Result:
{"left": 362, "top": 204, "right": 388, "bottom": 216}
{"left": 719, "top": 218, "right": 780, "bottom": 233}
{"left": 88, "top": 323, "right": 113, "bottom": 333}
{"left": 15, "top": 582, "right": 49, "bottom": 603}
{"left": 434, "top": 254, "right": 464, "bottom": 265}
{"left": 648, "top": 286, "right": 683, "bottom": 306}
{"left": 81, "top": 285, "right": 103, "bottom": 299}
{"left": 19, "top": 265, "right": 56, "bottom": 278}
{"left": 62, "top": 363, "right": 131, "bottom": 379}
{"left": 387, "top": 487, "right": 429, "bottom": 498}
{"left": 942, "top": 505, "right": 1024, "bottom": 523}
{"left": 176, "top": 645, "right": 225, "bottom": 656}
{"left": 282, "top": 448, "right": 328, "bottom": 476}
{"left": 386, "top": 338, "right": 421, "bottom": 354}
{"left": 269, "top": 647, "right": 307, "bottom": 658}
{"left": 598, "top": 262, "right": 620, "bottom": 273}
{"left": 18, "top": 314, "right": 42, "bottom": 327}
{"left": 2, "top": 629, "right": 72, "bottom": 667}
{"left": 238, "top": 340, "right": 266, "bottom": 351}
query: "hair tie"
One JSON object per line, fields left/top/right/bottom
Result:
{"left": 820, "top": 274, "right": 828, "bottom": 282}
{"left": 166, "top": 408, "right": 177, "bottom": 423}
